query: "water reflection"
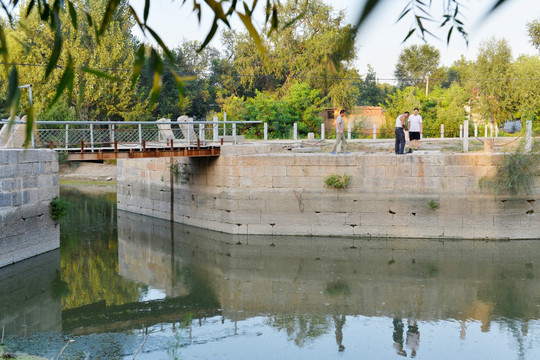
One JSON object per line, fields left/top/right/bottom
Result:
{"left": 117, "top": 211, "right": 540, "bottom": 358}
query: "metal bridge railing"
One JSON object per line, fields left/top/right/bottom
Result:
{"left": 0, "top": 119, "right": 261, "bottom": 151}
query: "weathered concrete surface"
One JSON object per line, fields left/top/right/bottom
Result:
{"left": 118, "top": 211, "right": 540, "bottom": 324}
{"left": 0, "top": 149, "right": 60, "bottom": 268}
{"left": 117, "top": 144, "right": 540, "bottom": 239}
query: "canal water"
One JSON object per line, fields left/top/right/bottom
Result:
{"left": 1, "top": 187, "right": 540, "bottom": 359}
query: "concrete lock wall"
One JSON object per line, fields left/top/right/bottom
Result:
{"left": 0, "top": 149, "right": 60, "bottom": 268}
{"left": 117, "top": 144, "right": 540, "bottom": 239}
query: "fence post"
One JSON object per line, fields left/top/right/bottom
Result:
{"left": 233, "top": 123, "right": 237, "bottom": 145}
{"left": 463, "top": 119, "right": 469, "bottom": 152}
{"left": 526, "top": 120, "right": 533, "bottom": 152}
{"left": 65, "top": 124, "right": 69, "bottom": 149}
{"left": 111, "top": 124, "right": 115, "bottom": 144}
{"left": 264, "top": 122, "right": 268, "bottom": 140}
{"left": 321, "top": 123, "right": 325, "bottom": 140}
{"left": 347, "top": 123, "right": 351, "bottom": 140}
{"left": 199, "top": 123, "right": 205, "bottom": 141}
{"left": 459, "top": 124, "right": 463, "bottom": 138}
{"left": 441, "top": 124, "right": 444, "bottom": 139}
{"left": 90, "top": 123, "right": 95, "bottom": 152}
{"left": 484, "top": 124, "right": 488, "bottom": 138}
{"left": 138, "top": 123, "right": 142, "bottom": 150}
{"left": 223, "top": 111, "right": 227, "bottom": 135}
{"left": 31, "top": 130, "right": 35, "bottom": 148}
{"left": 293, "top": 123, "right": 298, "bottom": 140}
{"left": 490, "top": 124, "right": 493, "bottom": 138}
{"left": 474, "top": 124, "right": 478, "bottom": 138}
{"left": 495, "top": 125, "right": 499, "bottom": 137}
{"left": 372, "top": 124, "right": 376, "bottom": 140}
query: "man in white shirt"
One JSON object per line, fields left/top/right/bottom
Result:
{"left": 331, "top": 109, "right": 347, "bottom": 154}
{"left": 395, "top": 111, "right": 409, "bottom": 154}
{"left": 408, "top": 108, "right": 423, "bottom": 151}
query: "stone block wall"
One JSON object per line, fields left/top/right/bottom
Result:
{"left": 0, "top": 149, "right": 60, "bottom": 268}
{"left": 117, "top": 144, "right": 540, "bottom": 239}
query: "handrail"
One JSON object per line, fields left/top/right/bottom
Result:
{"left": 0, "top": 119, "right": 261, "bottom": 125}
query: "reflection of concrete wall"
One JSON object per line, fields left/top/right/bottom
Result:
{"left": 0, "top": 250, "right": 62, "bottom": 335}
{"left": 0, "top": 149, "right": 59, "bottom": 268}
{"left": 117, "top": 144, "right": 540, "bottom": 239}
{"left": 117, "top": 212, "right": 540, "bottom": 324}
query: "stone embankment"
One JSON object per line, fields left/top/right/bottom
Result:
{"left": 0, "top": 149, "right": 59, "bottom": 268}
{"left": 117, "top": 144, "right": 540, "bottom": 239}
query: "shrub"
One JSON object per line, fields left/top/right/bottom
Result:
{"left": 49, "top": 196, "right": 68, "bottom": 221}
{"left": 324, "top": 174, "right": 351, "bottom": 189}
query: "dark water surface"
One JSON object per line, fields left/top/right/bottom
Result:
{"left": 1, "top": 186, "right": 540, "bottom": 359}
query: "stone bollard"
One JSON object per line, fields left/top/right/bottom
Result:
{"left": 347, "top": 123, "right": 351, "bottom": 140}
{"left": 373, "top": 124, "right": 377, "bottom": 139}
{"left": 495, "top": 125, "right": 499, "bottom": 138}
{"left": 526, "top": 120, "right": 533, "bottom": 152}
{"left": 484, "top": 124, "right": 488, "bottom": 138}
{"left": 441, "top": 124, "right": 444, "bottom": 138}
{"left": 321, "top": 124, "right": 325, "bottom": 140}
{"left": 293, "top": 123, "right": 298, "bottom": 140}
{"left": 213, "top": 116, "right": 219, "bottom": 141}
{"left": 490, "top": 124, "right": 493, "bottom": 138}
{"left": 474, "top": 124, "right": 478, "bottom": 138}
{"left": 307, "top": 132, "right": 315, "bottom": 140}
{"left": 463, "top": 120, "right": 469, "bottom": 152}
{"left": 459, "top": 124, "right": 463, "bottom": 138}
{"left": 264, "top": 122, "right": 268, "bottom": 140}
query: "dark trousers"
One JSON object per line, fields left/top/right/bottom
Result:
{"left": 395, "top": 127, "right": 405, "bottom": 154}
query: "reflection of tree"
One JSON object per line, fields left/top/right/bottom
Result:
{"left": 265, "top": 314, "right": 331, "bottom": 347}
{"left": 59, "top": 188, "right": 142, "bottom": 310}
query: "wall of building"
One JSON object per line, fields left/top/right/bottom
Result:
{"left": 117, "top": 144, "right": 540, "bottom": 239}
{"left": 0, "top": 149, "right": 60, "bottom": 268}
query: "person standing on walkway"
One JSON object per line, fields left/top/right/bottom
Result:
{"left": 408, "top": 108, "right": 423, "bottom": 151}
{"left": 395, "top": 111, "right": 409, "bottom": 154}
{"left": 331, "top": 109, "right": 347, "bottom": 154}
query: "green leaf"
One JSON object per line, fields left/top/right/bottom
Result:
{"left": 128, "top": 5, "right": 144, "bottom": 34}
{"left": 146, "top": 25, "right": 174, "bottom": 62}
{"left": 85, "top": 11, "right": 93, "bottom": 27}
{"left": 67, "top": 1, "right": 78, "bottom": 30}
{"left": 25, "top": 0, "right": 36, "bottom": 17}
{"left": 199, "top": 18, "right": 219, "bottom": 51}
{"left": 144, "top": 0, "right": 150, "bottom": 24}
{"left": 45, "top": 17, "right": 62, "bottom": 78}
{"left": 402, "top": 28, "right": 416, "bottom": 43}
{"left": 149, "top": 49, "right": 163, "bottom": 107}
{"left": 131, "top": 44, "right": 145, "bottom": 89}
{"left": 0, "top": 22, "right": 9, "bottom": 68}
{"left": 81, "top": 67, "right": 119, "bottom": 81}
{"left": 354, "top": 0, "right": 381, "bottom": 31}
{"left": 99, "top": 0, "right": 121, "bottom": 36}
{"left": 7, "top": 66, "right": 21, "bottom": 119}
{"left": 446, "top": 26, "right": 453, "bottom": 45}
{"left": 49, "top": 55, "right": 75, "bottom": 109}
{"left": 23, "top": 106, "right": 35, "bottom": 148}
{"left": 238, "top": 12, "right": 267, "bottom": 60}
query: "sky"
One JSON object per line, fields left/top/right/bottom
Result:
{"left": 130, "top": 0, "right": 540, "bottom": 82}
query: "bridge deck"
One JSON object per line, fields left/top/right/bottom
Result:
{"left": 66, "top": 142, "right": 220, "bottom": 161}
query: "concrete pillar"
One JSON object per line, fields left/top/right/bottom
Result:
{"left": 459, "top": 124, "right": 463, "bottom": 138}
{"left": 264, "top": 122, "right": 268, "bottom": 140}
{"left": 441, "top": 124, "right": 444, "bottom": 139}
{"left": 463, "top": 119, "right": 469, "bottom": 152}
{"left": 474, "top": 124, "right": 478, "bottom": 138}
{"left": 293, "top": 123, "right": 298, "bottom": 140}
{"left": 373, "top": 124, "right": 377, "bottom": 139}
{"left": 347, "top": 123, "right": 351, "bottom": 140}
{"left": 526, "top": 120, "right": 533, "bottom": 152}
{"left": 321, "top": 123, "right": 325, "bottom": 140}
